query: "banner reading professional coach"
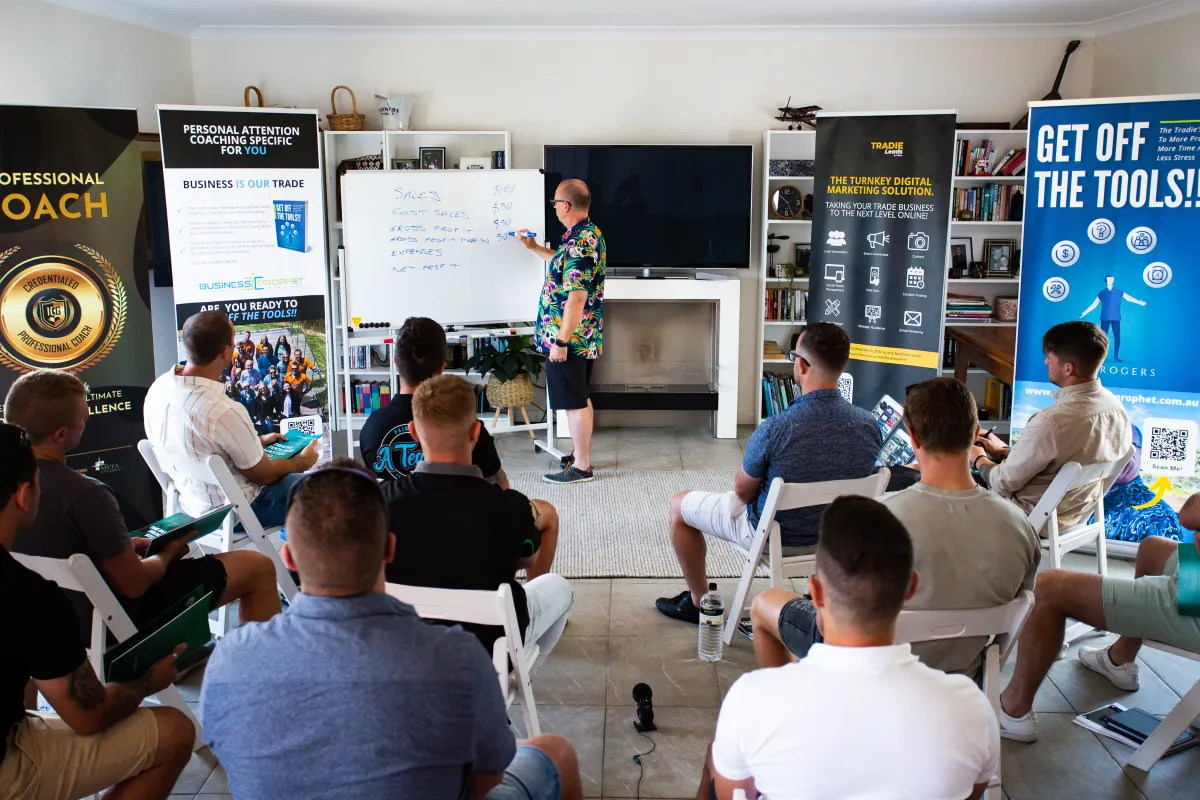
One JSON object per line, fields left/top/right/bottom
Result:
{"left": 1015, "top": 96, "right": 1200, "bottom": 496}
{"left": 158, "top": 106, "right": 331, "bottom": 433}
{"left": 0, "top": 106, "right": 159, "bottom": 525}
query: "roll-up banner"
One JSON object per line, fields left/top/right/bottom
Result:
{"left": 807, "top": 111, "right": 956, "bottom": 449}
{"left": 157, "top": 106, "right": 330, "bottom": 437}
{"left": 1015, "top": 95, "right": 1200, "bottom": 496}
{"left": 0, "top": 106, "right": 160, "bottom": 525}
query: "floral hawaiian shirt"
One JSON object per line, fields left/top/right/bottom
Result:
{"left": 535, "top": 218, "right": 606, "bottom": 358}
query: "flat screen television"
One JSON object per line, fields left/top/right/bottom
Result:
{"left": 543, "top": 145, "right": 753, "bottom": 269}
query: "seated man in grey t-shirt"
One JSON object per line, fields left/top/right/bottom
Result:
{"left": 752, "top": 377, "right": 1040, "bottom": 674}
{"left": 656, "top": 323, "right": 882, "bottom": 623}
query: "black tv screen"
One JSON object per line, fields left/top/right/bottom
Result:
{"left": 543, "top": 145, "right": 752, "bottom": 269}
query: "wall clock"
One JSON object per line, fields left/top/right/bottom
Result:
{"left": 771, "top": 185, "right": 804, "bottom": 219}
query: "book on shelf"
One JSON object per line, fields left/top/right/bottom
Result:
{"left": 946, "top": 292, "right": 994, "bottom": 321}
{"left": 762, "top": 373, "right": 801, "bottom": 418}
{"left": 953, "top": 183, "right": 1023, "bottom": 221}
{"left": 763, "top": 341, "right": 785, "bottom": 360}
{"left": 342, "top": 380, "right": 392, "bottom": 415}
{"left": 942, "top": 336, "right": 957, "bottom": 368}
{"left": 956, "top": 140, "right": 1027, "bottom": 177}
{"left": 764, "top": 289, "right": 808, "bottom": 322}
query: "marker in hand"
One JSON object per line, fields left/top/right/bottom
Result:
{"left": 508, "top": 231, "right": 538, "bottom": 239}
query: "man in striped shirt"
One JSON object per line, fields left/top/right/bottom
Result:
{"left": 145, "top": 311, "right": 319, "bottom": 527}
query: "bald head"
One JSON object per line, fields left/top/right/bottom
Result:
{"left": 557, "top": 179, "right": 591, "bottom": 213}
{"left": 182, "top": 310, "right": 235, "bottom": 367}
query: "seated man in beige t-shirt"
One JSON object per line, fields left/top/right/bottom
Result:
{"left": 752, "top": 377, "right": 1040, "bottom": 675}
{"left": 971, "top": 321, "right": 1131, "bottom": 528}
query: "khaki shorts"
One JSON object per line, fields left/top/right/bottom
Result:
{"left": 1101, "top": 551, "right": 1200, "bottom": 652}
{"left": 0, "top": 709, "right": 159, "bottom": 800}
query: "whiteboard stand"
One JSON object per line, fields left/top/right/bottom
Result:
{"left": 533, "top": 382, "right": 568, "bottom": 463}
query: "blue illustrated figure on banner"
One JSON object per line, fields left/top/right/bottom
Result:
{"left": 1015, "top": 96, "right": 1200, "bottom": 543}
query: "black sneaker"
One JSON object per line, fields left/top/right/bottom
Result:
{"left": 655, "top": 590, "right": 700, "bottom": 624}
{"left": 543, "top": 466, "right": 594, "bottom": 484}
{"left": 174, "top": 640, "right": 215, "bottom": 681}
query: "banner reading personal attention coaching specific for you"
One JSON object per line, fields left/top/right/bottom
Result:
{"left": 158, "top": 105, "right": 331, "bottom": 433}
{"left": 1015, "top": 96, "right": 1200, "bottom": 496}
{"left": 0, "top": 106, "right": 160, "bottom": 526}
{"left": 807, "top": 111, "right": 956, "bottom": 435}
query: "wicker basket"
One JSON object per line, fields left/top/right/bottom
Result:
{"left": 244, "top": 86, "right": 264, "bottom": 107}
{"left": 486, "top": 373, "right": 534, "bottom": 408}
{"left": 327, "top": 86, "right": 365, "bottom": 131}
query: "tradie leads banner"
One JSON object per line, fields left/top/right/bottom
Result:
{"left": 807, "top": 111, "right": 956, "bottom": 459}
{"left": 158, "top": 106, "right": 330, "bottom": 436}
{"left": 1016, "top": 96, "right": 1200, "bottom": 491}
{"left": 0, "top": 106, "right": 160, "bottom": 526}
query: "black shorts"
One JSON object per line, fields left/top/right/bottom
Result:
{"left": 546, "top": 353, "right": 594, "bottom": 411}
{"left": 778, "top": 596, "right": 824, "bottom": 659}
{"left": 128, "top": 555, "right": 228, "bottom": 628}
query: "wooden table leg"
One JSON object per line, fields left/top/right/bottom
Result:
{"left": 519, "top": 406, "right": 535, "bottom": 439}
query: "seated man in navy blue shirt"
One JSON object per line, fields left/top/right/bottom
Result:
{"left": 201, "top": 461, "right": 583, "bottom": 800}
{"left": 657, "top": 323, "right": 882, "bottom": 622}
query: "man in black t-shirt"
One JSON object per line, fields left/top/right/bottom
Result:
{"left": 0, "top": 423, "right": 193, "bottom": 800}
{"left": 360, "top": 316, "right": 506, "bottom": 486}
{"left": 382, "top": 376, "right": 572, "bottom": 664}
{"left": 6, "top": 370, "right": 282, "bottom": 651}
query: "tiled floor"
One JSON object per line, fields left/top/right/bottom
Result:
{"left": 170, "top": 426, "right": 1200, "bottom": 800}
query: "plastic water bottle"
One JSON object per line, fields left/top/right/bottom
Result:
{"left": 698, "top": 582, "right": 725, "bottom": 662}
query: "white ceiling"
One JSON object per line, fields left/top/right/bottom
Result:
{"left": 47, "top": 0, "right": 1200, "bottom": 37}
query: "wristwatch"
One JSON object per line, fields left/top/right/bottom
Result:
{"left": 972, "top": 454, "right": 988, "bottom": 471}
{"left": 553, "top": 337, "right": 570, "bottom": 348}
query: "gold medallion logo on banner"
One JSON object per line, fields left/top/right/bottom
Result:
{"left": 0, "top": 245, "right": 127, "bottom": 372}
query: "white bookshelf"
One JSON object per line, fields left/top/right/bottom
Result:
{"left": 323, "top": 130, "right": 511, "bottom": 436}
{"left": 756, "top": 130, "right": 816, "bottom": 423}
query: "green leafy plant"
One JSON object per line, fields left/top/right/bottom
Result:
{"left": 464, "top": 336, "right": 545, "bottom": 383}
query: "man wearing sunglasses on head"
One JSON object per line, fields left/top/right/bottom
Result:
{"left": 656, "top": 323, "right": 882, "bottom": 623}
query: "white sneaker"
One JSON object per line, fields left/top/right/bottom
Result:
{"left": 1078, "top": 646, "right": 1140, "bottom": 691}
{"left": 998, "top": 706, "right": 1038, "bottom": 743}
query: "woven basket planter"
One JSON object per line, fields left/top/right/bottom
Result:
{"left": 486, "top": 373, "right": 534, "bottom": 408}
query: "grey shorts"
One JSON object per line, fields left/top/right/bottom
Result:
{"left": 778, "top": 596, "right": 824, "bottom": 659}
{"left": 1101, "top": 550, "right": 1200, "bottom": 651}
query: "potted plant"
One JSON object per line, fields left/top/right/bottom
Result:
{"left": 464, "top": 335, "right": 545, "bottom": 412}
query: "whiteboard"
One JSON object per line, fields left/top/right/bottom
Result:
{"left": 341, "top": 169, "right": 546, "bottom": 326}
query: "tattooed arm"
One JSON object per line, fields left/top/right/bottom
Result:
{"left": 1179, "top": 493, "right": 1199, "bottom": 530}
{"left": 35, "top": 646, "right": 183, "bottom": 736}
{"left": 485, "top": 467, "right": 511, "bottom": 490}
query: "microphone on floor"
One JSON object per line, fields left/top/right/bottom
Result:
{"left": 632, "top": 682, "right": 657, "bottom": 733}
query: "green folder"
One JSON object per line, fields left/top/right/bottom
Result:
{"left": 103, "top": 588, "right": 212, "bottom": 683}
{"left": 1178, "top": 541, "right": 1200, "bottom": 617}
{"left": 265, "top": 429, "right": 318, "bottom": 460}
{"left": 132, "top": 505, "right": 233, "bottom": 557}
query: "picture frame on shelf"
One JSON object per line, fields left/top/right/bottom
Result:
{"left": 391, "top": 158, "right": 419, "bottom": 170}
{"left": 949, "top": 238, "right": 972, "bottom": 278}
{"left": 984, "top": 238, "right": 1017, "bottom": 276}
{"left": 794, "top": 243, "right": 811, "bottom": 277}
{"left": 968, "top": 261, "right": 986, "bottom": 279}
{"left": 459, "top": 157, "right": 490, "bottom": 170}
{"left": 419, "top": 147, "right": 446, "bottom": 170}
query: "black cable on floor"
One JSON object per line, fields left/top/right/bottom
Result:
{"left": 632, "top": 729, "right": 656, "bottom": 800}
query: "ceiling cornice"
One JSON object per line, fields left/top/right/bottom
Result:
{"left": 44, "top": 0, "right": 1200, "bottom": 41}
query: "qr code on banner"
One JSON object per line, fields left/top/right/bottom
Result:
{"left": 1146, "top": 417, "right": 1199, "bottom": 477}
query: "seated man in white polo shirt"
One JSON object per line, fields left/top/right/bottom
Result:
{"left": 699, "top": 496, "right": 998, "bottom": 800}
{"left": 144, "top": 311, "right": 319, "bottom": 527}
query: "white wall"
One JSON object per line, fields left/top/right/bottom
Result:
{"left": 190, "top": 32, "right": 1093, "bottom": 423}
{"left": 1, "top": 0, "right": 194, "bottom": 131}
{"left": 1093, "top": 12, "right": 1200, "bottom": 98}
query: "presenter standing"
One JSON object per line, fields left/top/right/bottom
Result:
{"left": 518, "top": 179, "right": 606, "bottom": 484}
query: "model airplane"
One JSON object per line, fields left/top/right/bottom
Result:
{"left": 776, "top": 98, "right": 821, "bottom": 130}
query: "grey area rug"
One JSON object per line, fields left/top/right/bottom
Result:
{"left": 509, "top": 469, "right": 748, "bottom": 579}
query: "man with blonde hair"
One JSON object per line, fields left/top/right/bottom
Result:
{"left": 7, "top": 369, "right": 281, "bottom": 656}
{"left": 382, "top": 375, "right": 573, "bottom": 664}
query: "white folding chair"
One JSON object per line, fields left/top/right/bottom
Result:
{"left": 722, "top": 470, "right": 891, "bottom": 646}
{"left": 384, "top": 582, "right": 540, "bottom": 738}
{"left": 1026, "top": 453, "right": 1130, "bottom": 643}
{"left": 894, "top": 590, "right": 1036, "bottom": 800}
{"left": 1125, "top": 640, "right": 1200, "bottom": 773}
{"left": 138, "top": 439, "right": 299, "bottom": 639}
{"left": 12, "top": 552, "right": 203, "bottom": 750}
